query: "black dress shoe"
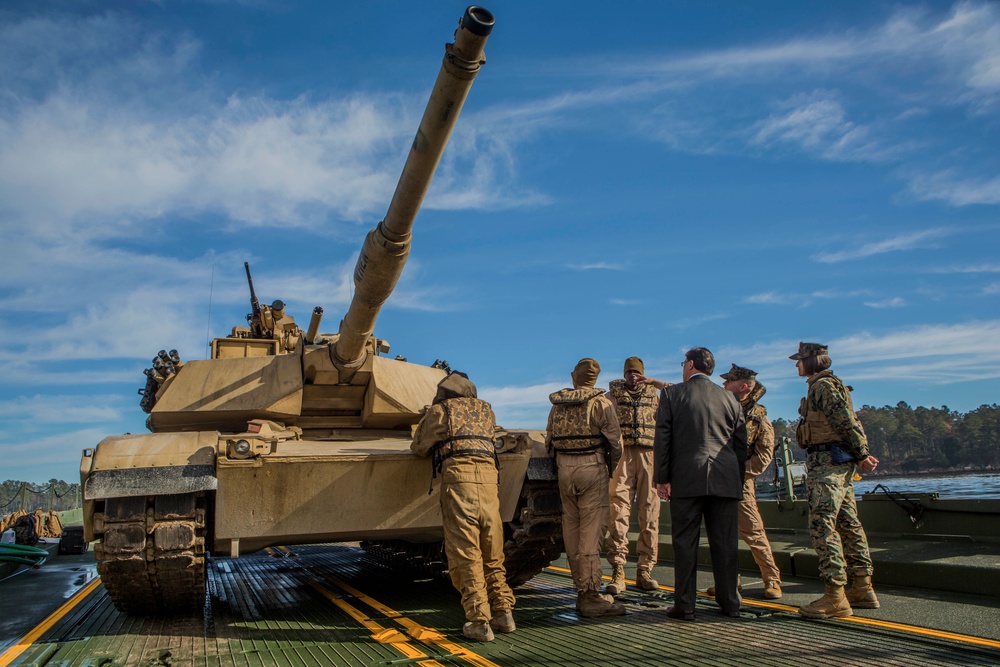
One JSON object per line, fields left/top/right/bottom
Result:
{"left": 666, "top": 606, "right": 695, "bottom": 621}
{"left": 721, "top": 609, "right": 741, "bottom": 618}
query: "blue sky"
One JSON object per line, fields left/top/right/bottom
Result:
{"left": 1, "top": 1, "right": 998, "bottom": 484}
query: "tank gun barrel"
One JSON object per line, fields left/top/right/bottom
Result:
{"left": 333, "top": 6, "right": 494, "bottom": 374}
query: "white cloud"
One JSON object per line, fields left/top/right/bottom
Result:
{"left": 813, "top": 228, "right": 948, "bottom": 263}
{"left": 864, "top": 297, "right": 906, "bottom": 309}
{"left": 908, "top": 171, "right": 1000, "bottom": 206}
{"left": 744, "top": 292, "right": 794, "bottom": 305}
{"left": 930, "top": 262, "right": 1000, "bottom": 273}
{"left": 0, "top": 395, "right": 122, "bottom": 423}
{"left": 722, "top": 320, "right": 1000, "bottom": 387}
{"left": 751, "top": 94, "right": 888, "bottom": 161}
{"left": 567, "top": 262, "right": 625, "bottom": 271}
{"left": 982, "top": 282, "right": 1000, "bottom": 295}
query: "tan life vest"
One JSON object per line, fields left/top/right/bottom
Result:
{"left": 548, "top": 387, "right": 606, "bottom": 453}
{"left": 608, "top": 379, "right": 656, "bottom": 448}
{"left": 796, "top": 373, "right": 854, "bottom": 448}
{"left": 433, "top": 397, "right": 498, "bottom": 474}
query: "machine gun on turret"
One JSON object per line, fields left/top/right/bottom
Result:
{"left": 244, "top": 262, "right": 266, "bottom": 338}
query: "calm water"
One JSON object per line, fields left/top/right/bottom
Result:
{"left": 853, "top": 472, "right": 1000, "bottom": 499}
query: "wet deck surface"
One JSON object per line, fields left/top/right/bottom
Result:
{"left": 3, "top": 544, "right": 999, "bottom": 667}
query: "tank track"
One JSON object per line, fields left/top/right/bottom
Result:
{"left": 94, "top": 492, "right": 207, "bottom": 614}
{"left": 361, "top": 479, "right": 564, "bottom": 587}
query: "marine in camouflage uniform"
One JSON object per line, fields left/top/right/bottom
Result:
{"left": 546, "top": 358, "right": 626, "bottom": 617}
{"left": 719, "top": 364, "right": 782, "bottom": 599}
{"left": 411, "top": 373, "right": 515, "bottom": 642}
{"left": 605, "top": 356, "right": 665, "bottom": 594}
{"left": 791, "top": 342, "right": 881, "bottom": 619}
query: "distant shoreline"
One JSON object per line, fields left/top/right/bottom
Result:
{"left": 862, "top": 466, "right": 997, "bottom": 478}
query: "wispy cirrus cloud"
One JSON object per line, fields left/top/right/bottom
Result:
{"left": 751, "top": 93, "right": 889, "bottom": 162}
{"left": 864, "top": 297, "right": 906, "bottom": 309}
{"left": 929, "top": 262, "right": 1000, "bottom": 273}
{"left": 813, "top": 229, "right": 949, "bottom": 263}
{"left": 908, "top": 171, "right": 1000, "bottom": 206}
{"left": 744, "top": 291, "right": 794, "bottom": 305}
{"left": 567, "top": 262, "right": 625, "bottom": 271}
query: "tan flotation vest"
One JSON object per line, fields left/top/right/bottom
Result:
{"left": 608, "top": 380, "right": 656, "bottom": 448}
{"left": 548, "top": 387, "right": 606, "bottom": 453}
{"left": 796, "top": 372, "right": 854, "bottom": 448}
{"left": 433, "top": 397, "right": 498, "bottom": 474}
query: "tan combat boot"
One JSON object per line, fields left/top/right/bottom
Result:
{"left": 605, "top": 564, "right": 626, "bottom": 596}
{"left": 577, "top": 590, "right": 627, "bottom": 618}
{"left": 636, "top": 569, "right": 659, "bottom": 591}
{"left": 706, "top": 576, "right": 742, "bottom": 597}
{"left": 763, "top": 581, "right": 782, "bottom": 600}
{"left": 799, "top": 583, "right": 853, "bottom": 619}
{"left": 846, "top": 575, "right": 880, "bottom": 609}
{"left": 575, "top": 591, "right": 615, "bottom": 611}
{"left": 463, "top": 621, "right": 495, "bottom": 642}
{"left": 489, "top": 609, "right": 516, "bottom": 634}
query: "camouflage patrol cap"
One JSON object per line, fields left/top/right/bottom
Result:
{"left": 720, "top": 364, "right": 756, "bottom": 381}
{"left": 571, "top": 358, "right": 601, "bottom": 388}
{"left": 789, "top": 342, "right": 828, "bottom": 360}
{"left": 623, "top": 356, "right": 644, "bottom": 375}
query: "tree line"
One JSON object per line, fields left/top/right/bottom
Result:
{"left": 4, "top": 403, "right": 998, "bottom": 502}
{"left": 0, "top": 479, "right": 81, "bottom": 514}
{"left": 773, "top": 402, "right": 1000, "bottom": 473}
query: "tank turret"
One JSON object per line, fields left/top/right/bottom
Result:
{"left": 81, "top": 7, "right": 563, "bottom": 617}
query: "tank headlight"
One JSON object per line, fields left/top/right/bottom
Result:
{"left": 233, "top": 439, "right": 251, "bottom": 456}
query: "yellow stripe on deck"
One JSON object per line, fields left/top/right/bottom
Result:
{"left": 0, "top": 577, "right": 102, "bottom": 667}
{"left": 547, "top": 565, "right": 1000, "bottom": 651}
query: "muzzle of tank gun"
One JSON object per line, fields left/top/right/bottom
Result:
{"left": 305, "top": 307, "right": 324, "bottom": 345}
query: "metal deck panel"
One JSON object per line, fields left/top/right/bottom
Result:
{"left": 4, "top": 544, "right": 999, "bottom": 667}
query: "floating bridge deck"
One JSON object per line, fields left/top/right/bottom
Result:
{"left": 3, "top": 544, "right": 999, "bottom": 667}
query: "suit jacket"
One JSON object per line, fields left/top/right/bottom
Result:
{"left": 653, "top": 374, "right": 748, "bottom": 499}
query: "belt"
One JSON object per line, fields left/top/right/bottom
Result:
{"left": 806, "top": 442, "right": 842, "bottom": 453}
{"left": 556, "top": 451, "right": 605, "bottom": 461}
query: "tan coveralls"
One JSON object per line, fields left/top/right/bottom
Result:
{"left": 411, "top": 398, "right": 515, "bottom": 624}
{"left": 546, "top": 389, "right": 623, "bottom": 593}
{"left": 605, "top": 380, "right": 660, "bottom": 574}
{"left": 738, "top": 386, "right": 781, "bottom": 585}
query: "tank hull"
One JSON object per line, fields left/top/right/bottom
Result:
{"left": 212, "top": 438, "right": 530, "bottom": 556}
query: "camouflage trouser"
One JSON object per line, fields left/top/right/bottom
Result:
{"left": 606, "top": 446, "right": 659, "bottom": 572}
{"left": 806, "top": 452, "right": 873, "bottom": 586}
{"left": 738, "top": 477, "right": 781, "bottom": 583}
{"left": 557, "top": 451, "right": 610, "bottom": 593}
{"left": 441, "top": 462, "right": 515, "bottom": 623}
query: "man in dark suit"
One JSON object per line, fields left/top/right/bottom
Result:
{"left": 654, "top": 347, "right": 748, "bottom": 619}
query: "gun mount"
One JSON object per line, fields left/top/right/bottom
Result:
{"left": 81, "top": 6, "right": 563, "bottom": 617}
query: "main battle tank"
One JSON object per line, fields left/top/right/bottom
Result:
{"left": 79, "top": 6, "right": 563, "bottom": 615}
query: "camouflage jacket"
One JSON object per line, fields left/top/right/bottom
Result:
{"left": 741, "top": 383, "right": 774, "bottom": 478}
{"left": 797, "top": 370, "right": 869, "bottom": 459}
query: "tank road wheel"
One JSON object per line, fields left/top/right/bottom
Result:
{"left": 94, "top": 492, "right": 208, "bottom": 615}
{"left": 502, "top": 479, "right": 564, "bottom": 587}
